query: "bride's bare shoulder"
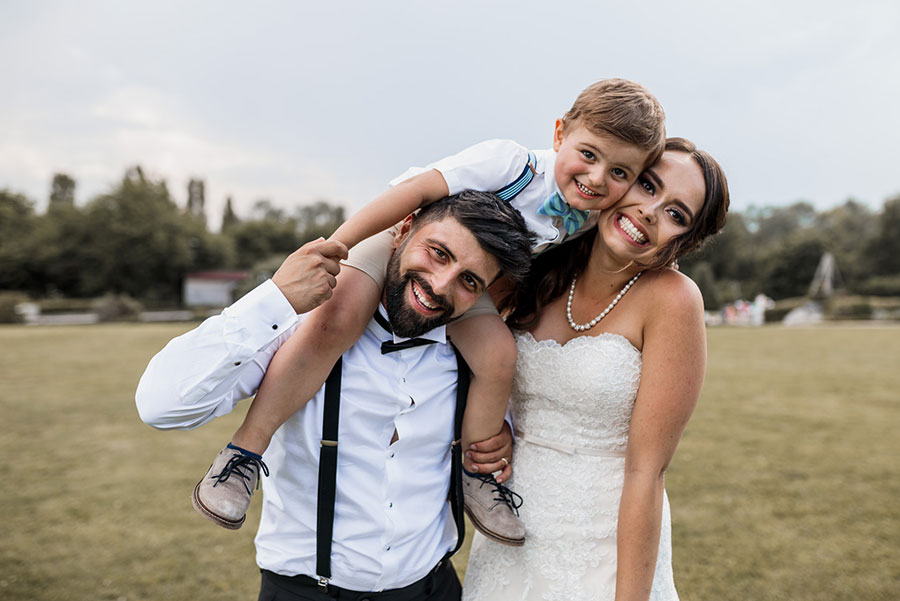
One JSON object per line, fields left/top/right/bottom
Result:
{"left": 639, "top": 268, "right": 704, "bottom": 312}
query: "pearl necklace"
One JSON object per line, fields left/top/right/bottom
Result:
{"left": 566, "top": 272, "right": 643, "bottom": 332}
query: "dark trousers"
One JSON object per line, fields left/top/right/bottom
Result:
{"left": 258, "top": 561, "right": 461, "bottom": 601}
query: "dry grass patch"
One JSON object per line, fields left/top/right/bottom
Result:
{"left": 1, "top": 323, "right": 897, "bottom": 600}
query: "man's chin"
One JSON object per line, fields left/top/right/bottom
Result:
{"left": 389, "top": 306, "right": 451, "bottom": 339}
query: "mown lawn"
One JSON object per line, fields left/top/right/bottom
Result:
{"left": 1, "top": 323, "right": 897, "bottom": 600}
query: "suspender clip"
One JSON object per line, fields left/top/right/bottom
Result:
{"left": 321, "top": 440, "right": 338, "bottom": 447}
{"left": 317, "top": 576, "right": 329, "bottom": 592}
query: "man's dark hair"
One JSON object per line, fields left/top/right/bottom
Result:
{"left": 412, "top": 190, "right": 535, "bottom": 287}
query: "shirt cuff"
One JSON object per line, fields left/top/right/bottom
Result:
{"left": 222, "top": 279, "right": 299, "bottom": 353}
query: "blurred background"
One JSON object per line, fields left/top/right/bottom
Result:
{"left": 1, "top": 2, "right": 897, "bottom": 600}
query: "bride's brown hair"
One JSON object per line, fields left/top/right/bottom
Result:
{"left": 507, "top": 137, "right": 729, "bottom": 331}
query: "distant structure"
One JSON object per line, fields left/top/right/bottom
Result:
{"left": 807, "top": 252, "right": 845, "bottom": 298}
{"left": 183, "top": 271, "right": 248, "bottom": 307}
{"left": 187, "top": 178, "right": 206, "bottom": 225}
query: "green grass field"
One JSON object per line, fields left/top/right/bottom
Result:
{"left": 1, "top": 323, "right": 897, "bottom": 600}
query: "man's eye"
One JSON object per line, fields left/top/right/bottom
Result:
{"left": 433, "top": 247, "right": 447, "bottom": 259}
{"left": 462, "top": 274, "right": 478, "bottom": 291}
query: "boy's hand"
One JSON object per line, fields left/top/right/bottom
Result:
{"left": 467, "top": 421, "right": 514, "bottom": 483}
{"left": 272, "top": 238, "right": 348, "bottom": 314}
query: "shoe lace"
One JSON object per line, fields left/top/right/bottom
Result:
{"left": 211, "top": 452, "right": 270, "bottom": 495}
{"left": 473, "top": 473, "right": 524, "bottom": 517}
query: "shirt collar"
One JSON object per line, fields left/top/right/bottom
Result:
{"left": 373, "top": 303, "right": 448, "bottom": 345}
{"left": 541, "top": 149, "right": 564, "bottom": 200}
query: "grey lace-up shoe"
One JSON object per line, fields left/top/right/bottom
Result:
{"left": 191, "top": 443, "right": 269, "bottom": 530}
{"left": 462, "top": 470, "right": 525, "bottom": 546}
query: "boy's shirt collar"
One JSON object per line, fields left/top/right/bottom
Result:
{"left": 539, "top": 148, "right": 563, "bottom": 201}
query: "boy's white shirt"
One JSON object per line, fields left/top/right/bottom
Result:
{"left": 391, "top": 139, "right": 598, "bottom": 255}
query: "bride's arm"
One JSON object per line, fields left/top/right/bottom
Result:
{"left": 615, "top": 270, "right": 706, "bottom": 601}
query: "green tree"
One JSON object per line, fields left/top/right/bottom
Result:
{"left": 759, "top": 230, "right": 827, "bottom": 300}
{"left": 815, "top": 200, "right": 877, "bottom": 289}
{"left": 294, "top": 200, "right": 345, "bottom": 242}
{"left": 689, "top": 261, "right": 721, "bottom": 311}
{"left": 867, "top": 196, "right": 900, "bottom": 276}
{"left": 49, "top": 173, "right": 76, "bottom": 209}
{"left": 221, "top": 196, "right": 240, "bottom": 232}
{"left": 680, "top": 212, "right": 755, "bottom": 301}
{"left": 70, "top": 166, "right": 201, "bottom": 301}
{"left": 0, "top": 190, "right": 39, "bottom": 290}
{"left": 746, "top": 201, "right": 817, "bottom": 251}
{"left": 187, "top": 178, "right": 206, "bottom": 225}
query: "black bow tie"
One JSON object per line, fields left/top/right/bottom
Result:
{"left": 381, "top": 338, "right": 438, "bottom": 354}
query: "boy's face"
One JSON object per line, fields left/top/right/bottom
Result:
{"left": 552, "top": 118, "right": 649, "bottom": 212}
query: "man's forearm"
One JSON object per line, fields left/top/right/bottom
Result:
{"left": 135, "top": 280, "right": 298, "bottom": 430}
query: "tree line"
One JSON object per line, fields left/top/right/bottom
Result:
{"left": 1, "top": 167, "right": 899, "bottom": 309}
{"left": 680, "top": 197, "right": 900, "bottom": 309}
{"left": 0, "top": 168, "right": 344, "bottom": 305}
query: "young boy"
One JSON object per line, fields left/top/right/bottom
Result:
{"left": 192, "top": 78, "right": 666, "bottom": 545}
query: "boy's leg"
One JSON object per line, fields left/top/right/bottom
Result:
{"left": 193, "top": 234, "right": 392, "bottom": 529}
{"left": 448, "top": 310, "right": 525, "bottom": 546}
{"left": 231, "top": 267, "right": 379, "bottom": 453}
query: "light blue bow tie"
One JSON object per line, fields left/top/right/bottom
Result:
{"left": 536, "top": 192, "right": 589, "bottom": 236}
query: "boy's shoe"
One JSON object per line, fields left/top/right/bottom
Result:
{"left": 191, "top": 443, "right": 269, "bottom": 530}
{"left": 462, "top": 470, "right": 525, "bottom": 546}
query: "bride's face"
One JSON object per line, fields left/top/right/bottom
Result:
{"left": 598, "top": 150, "right": 705, "bottom": 266}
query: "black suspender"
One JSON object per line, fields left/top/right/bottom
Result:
{"left": 315, "top": 356, "right": 343, "bottom": 584}
{"left": 314, "top": 339, "right": 470, "bottom": 586}
{"left": 447, "top": 346, "right": 470, "bottom": 557}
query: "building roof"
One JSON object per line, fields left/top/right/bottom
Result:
{"left": 185, "top": 271, "right": 249, "bottom": 282}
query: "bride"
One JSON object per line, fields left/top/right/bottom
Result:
{"left": 463, "top": 138, "right": 729, "bottom": 601}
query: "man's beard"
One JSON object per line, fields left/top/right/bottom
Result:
{"left": 383, "top": 252, "right": 455, "bottom": 339}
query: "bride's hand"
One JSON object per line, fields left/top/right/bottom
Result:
{"left": 466, "top": 421, "right": 514, "bottom": 483}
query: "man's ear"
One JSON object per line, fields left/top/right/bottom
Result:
{"left": 392, "top": 214, "right": 416, "bottom": 249}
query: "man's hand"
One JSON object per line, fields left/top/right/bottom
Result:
{"left": 467, "top": 421, "right": 514, "bottom": 483}
{"left": 272, "top": 238, "right": 348, "bottom": 314}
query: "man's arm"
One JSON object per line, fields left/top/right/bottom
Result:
{"left": 135, "top": 238, "right": 347, "bottom": 430}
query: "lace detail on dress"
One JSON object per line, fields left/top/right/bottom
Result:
{"left": 510, "top": 332, "right": 641, "bottom": 454}
{"left": 462, "top": 332, "right": 678, "bottom": 601}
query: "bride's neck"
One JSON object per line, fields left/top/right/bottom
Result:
{"left": 581, "top": 237, "right": 644, "bottom": 291}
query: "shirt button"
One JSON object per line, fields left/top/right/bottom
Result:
{"left": 386, "top": 546, "right": 391, "bottom": 551}
{"left": 388, "top": 502, "right": 393, "bottom": 508}
{"left": 402, "top": 377, "right": 406, "bottom": 383}
{"left": 233, "top": 361, "right": 241, "bottom": 366}
{"left": 389, "top": 452, "right": 395, "bottom": 458}
{"left": 271, "top": 324, "right": 278, "bottom": 330}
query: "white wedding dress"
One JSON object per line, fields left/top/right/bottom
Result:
{"left": 463, "top": 332, "right": 679, "bottom": 601}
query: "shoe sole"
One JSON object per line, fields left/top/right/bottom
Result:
{"left": 191, "top": 481, "right": 246, "bottom": 530}
{"left": 463, "top": 505, "right": 525, "bottom": 547}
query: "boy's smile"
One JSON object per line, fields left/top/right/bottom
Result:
{"left": 552, "top": 119, "right": 649, "bottom": 213}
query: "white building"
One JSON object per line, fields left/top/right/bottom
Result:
{"left": 183, "top": 271, "right": 248, "bottom": 307}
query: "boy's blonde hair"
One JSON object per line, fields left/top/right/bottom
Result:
{"left": 561, "top": 78, "right": 666, "bottom": 166}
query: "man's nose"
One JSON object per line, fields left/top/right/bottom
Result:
{"left": 429, "top": 270, "right": 455, "bottom": 296}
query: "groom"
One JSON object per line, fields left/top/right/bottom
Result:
{"left": 136, "top": 191, "right": 533, "bottom": 600}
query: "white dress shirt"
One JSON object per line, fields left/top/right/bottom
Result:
{"left": 390, "top": 139, "right": 597, "bottom": 254}
{"left": 136, "top": 279, "right": 460, "bottom": 591}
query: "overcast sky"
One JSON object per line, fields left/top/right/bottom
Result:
{"left": 2, "top": 1, "right": 898, "bottom": 229}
